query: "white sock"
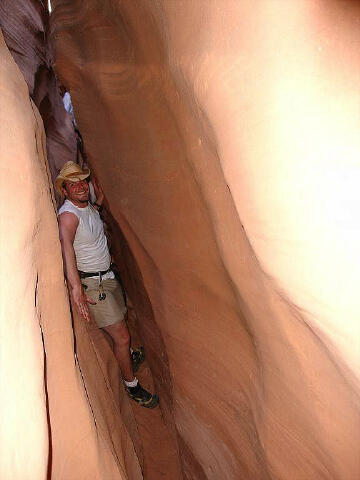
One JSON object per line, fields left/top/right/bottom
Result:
{"left": 124, "top": 377, "right": 138, "bottom": 388}
{"left": 130, "top": 347, "right": 133, "bottom": 354}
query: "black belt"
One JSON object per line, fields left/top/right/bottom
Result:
{"left": 78, "top": 267, "right": 112, "bottom": 279}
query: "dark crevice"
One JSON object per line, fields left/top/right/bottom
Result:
{"left": 39, "top": 325, "right": 53, "bottom": 480}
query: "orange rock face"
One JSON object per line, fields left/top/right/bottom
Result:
{"left": 0, "top": 30, "right": 141, "bottom": 480}
{"left": 1, "top": 0, "right": 360, "bottom": 479}
{"left": 49, "top": 1, "right": 360, "bottom": 479}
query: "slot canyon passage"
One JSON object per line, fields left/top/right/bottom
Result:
{"left": 1, "top": 0, "right": 360, "bottom": 479}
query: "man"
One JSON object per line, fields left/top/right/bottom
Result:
{"left": 56, "top": 161, "right": 158, "bottom": 408}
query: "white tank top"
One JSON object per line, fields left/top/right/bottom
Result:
{"left": 58, "top": 199, "right": 111, "bottom": 272}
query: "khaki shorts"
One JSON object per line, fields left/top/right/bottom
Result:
{"left": 81, "top": 277, "right": 127, "bottom": 328}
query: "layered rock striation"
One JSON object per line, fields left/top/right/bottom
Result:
{"left": 0, "top": 0, "right": 77, "bottom": 188}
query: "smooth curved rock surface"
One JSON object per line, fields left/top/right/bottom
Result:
{"left": 0, "top": 0, "right": 77, "bottom": 189}
{"left": 0, "top": 32, "right": 142, "bottom": 480}
{"left": 50, "top": 1, "right": 360, "bottom": 479}
{"left": 0, "top": 35, "right": 48, "bottom": 480}
{"left": 1, "top": 1, "right": 360, "bottom": 479}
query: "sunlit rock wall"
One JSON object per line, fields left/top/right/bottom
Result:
{"left": 51, "top": 1, "right": 360, "bottom": 479}
{"left": 0, "top": 34, "right": 48, "bottom": 479}
{"left": 0, "top": 31, "right": 142, "bottom": 480}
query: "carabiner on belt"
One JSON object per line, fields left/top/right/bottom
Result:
{"left": 98, "top": 271, "right": 106, "bottom": 301}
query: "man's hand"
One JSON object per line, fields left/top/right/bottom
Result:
{"left": 71, "top": 284, "right": 97, "bottom": 322}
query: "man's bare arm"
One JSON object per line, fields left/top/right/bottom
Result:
{"left": 58, "top": 212, "right": 96, "bottom": 321}
{"left": 92, "top": 176, "right": 104, "bottom": 208}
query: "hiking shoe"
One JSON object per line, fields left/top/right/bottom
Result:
{"left": 131, "top": 346, "right": 145, "bottom": 373}
{"left": 126, "top": 382, "right": 159, "bottom": 409}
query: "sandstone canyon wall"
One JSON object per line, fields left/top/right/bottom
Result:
{"left": 49, "top": 1, "right": 360, "bottom": 479}
{"left": 1, "top": 1, "right": 360, "bottom": 479}
{"left": 0, "top": 0, "right": 77, "bottom": 187}
{"left": 0, "top": 29, "right": 142, "bottom": 480}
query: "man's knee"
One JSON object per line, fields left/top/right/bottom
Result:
{"left": 108, "top": 321, "right": 130, "bottom": 347}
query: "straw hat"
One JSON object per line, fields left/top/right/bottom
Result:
{"left": 55, "top": 161, "right": 90, "bottom": 196}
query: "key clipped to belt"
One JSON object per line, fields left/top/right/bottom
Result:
{"left": 98, "top": 272, "right": 106, "bottom": 301}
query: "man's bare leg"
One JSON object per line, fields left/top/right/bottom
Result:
{"left": 103, "top": 318, "right": 134, "bottom": 382}
{"left": 103, "top": 316, "right": 159, "bottom": 408}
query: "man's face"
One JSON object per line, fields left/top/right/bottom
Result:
{"left": 63, "top": 179, "right": 89, "bottom": 205}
